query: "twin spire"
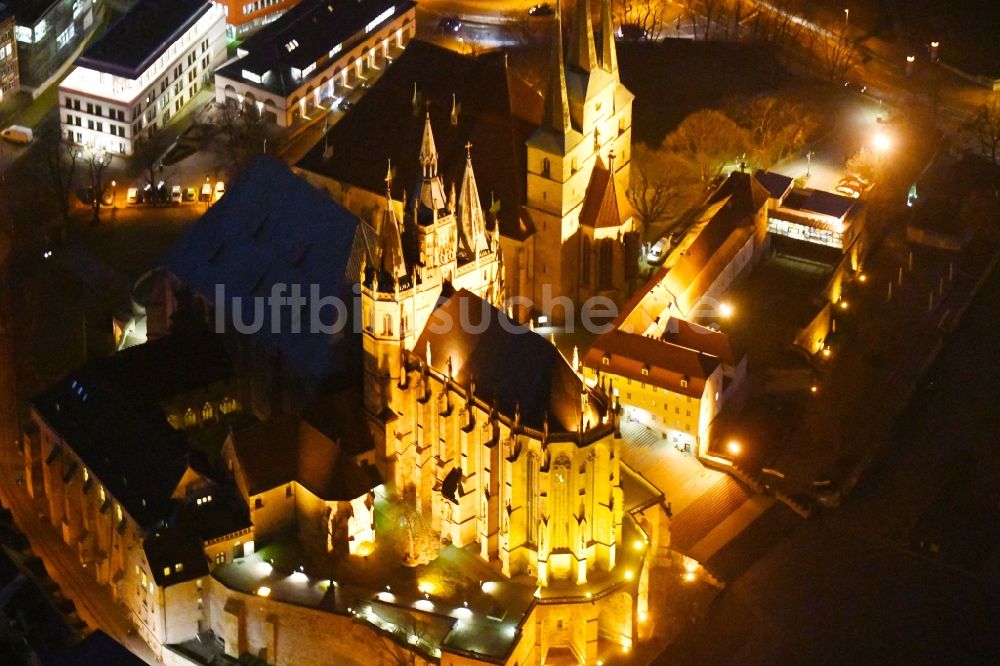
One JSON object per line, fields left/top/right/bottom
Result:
{"left": 541, "top": 0, "right": 619, "bottom": 135}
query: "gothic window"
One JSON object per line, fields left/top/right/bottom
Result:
{"left": 541, "top": 158, "right": 550, "bottom": 178}
{"left": 382, "top": 314, "right": 393, "bottom": 336}
{"left": 526, "top": 453, "right": 538, "bottom": 545}
{"left": 599, "top": 240, "right": 613, "bottom": 290}
{"left": 551, "top": 455, "right": 571, "bottom": 549}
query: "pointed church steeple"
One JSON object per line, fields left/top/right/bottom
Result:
{"left": 567, "top": 0, "right": 596, "bottom": 73}
{"left": 419, "top": 111, "right": 438, "bottom": 178}
{"left": 457, "top": 141, "right": 488, "bottom": 261}
{"left": 600, "top": 0, "right": 618, "bottom": 79}
{"left": 375, "top": 159, "right": 407, "bottom": 283}
{"left": 540, "top": 0, "right": 570, "bottom": 135}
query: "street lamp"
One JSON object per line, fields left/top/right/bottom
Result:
{"left": 111, "top": 180, "right": 117, "bottom": 208}
{"left": 906, "top": 55, "right": 915, "bottom": 76}
{"left": 929, "top": 41, "right": 940, "bottom": 63}
{"left": 719, "top": 302, "right": 734, "bottom": 319}
{"left": 806, "top": 150, "right": 815, "bottom": 177}
{"left": 874, "top": 130, "right": 891, "bottom": 155}
{"left": 844, "top": 8, "right": 849, "bottom": 29}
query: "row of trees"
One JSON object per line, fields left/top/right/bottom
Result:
{"left": 627, "top": 93, "right": 819, "bottom": 239}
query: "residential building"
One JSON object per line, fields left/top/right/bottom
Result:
{"left": 58, "top": 0, "right": 226, "bottom": 154}
{"left": 214, "top": 0, "right": 416, "bottom": 127}
{"left": 0, "top": 8, "right": 19, "bottom": 98}
{"left": 213, "top": 0, "right": 301, "bottom": 38}
{"left": 4, "top": 0, "right": 102, "bottom": 91}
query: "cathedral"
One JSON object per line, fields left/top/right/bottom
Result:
{"left": 515, "top": 0, "right": 640, "bottom": 323}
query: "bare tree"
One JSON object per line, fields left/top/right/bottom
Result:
{"left": 969, "top": 100, "right": 1000, "bottom": 165}
{"left": 39, "top": 126, "right": 79, "bottom": 236}
{"left": 732, "top": 94, "right": 819, "bottom": 168}
{"left": 133, "top": 132, "right": 171, "bottom": 200}
{"left": 663, "top": 109, "right": 750, "bottom": 181}
{"left": 614, "top": 0, "right": 669, "bottom": 40}
{"left": 215, "top": 101, "right": 266, "bottom": 172}
{"left": 84, "top": 146, "right": 112, "bottom": 225}
{"left": 627, "top": 146, "right": 697, "bottom": 241}
{"left": 820, "top": 18, "right": 856, "bottom": 81}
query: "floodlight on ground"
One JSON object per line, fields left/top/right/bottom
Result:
{"left": 256, "top": 586, "right": 271, "bottom": 597}
{"left": 719, "top": 302, "right": 734, "bottom": 318}
{"left": 726, "top": 440, "right": 742, "bottom": 456}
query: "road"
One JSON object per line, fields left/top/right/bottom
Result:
{"left": 0, "top": 243, "right": 156, "bottom": 663}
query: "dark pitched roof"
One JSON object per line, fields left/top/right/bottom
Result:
{"left": 296, "top": 39, "right": 542, "bottom": 241}
{"left": 709, "top": 170, "right": 771, "bottom": 214}
{"left": 217, "top": 0, "right": 415, "bottom": 96}
{"left": 583, "top": 329, "right": 720, "bottom": 398}
{"left": 579, "top": 157, "right": 622, "bottom": 229}
{"left": 144, "top": 530, "right": 210, "bottom": 587}
{"left": 414, "top": 289, "right": 605, "bottom": 433}
{"left": 162, "top": 156, "right": 360, "bottom": 382}
{"left": 78, "top": 0, "right": 212, "bottom": 79}
{"left": 30, "top": 329, "right": 231, "bottom": 531}
{"left": 231, "top": 390, "right": 381, "bottom": 501}
{"left": 170, "top": 484, "right": 252, "bottom": 543}
{"left": 751, "top": 169, "right": 794, "bottom": 200}
{"left": 782, "top": 188, "right": 855, "bottom": 219}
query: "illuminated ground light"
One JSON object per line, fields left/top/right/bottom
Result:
{"left": 683, "top": 558, "right": 699, "bottom": 574}
{"left": 415, "top": 599, "right": 434, "bottom": 611}
{"left": 481, "top": 580, "right": 498, "bottom": 594}
{"left": 256, "top": 586, "right": 271, "bottom": 597}
{"left": 839, "top": 300, "right": 849, "bottom": 310}
{"left": 719, "top": 302, "right": 734, "bottom": 318}
{"left": 726, "top": 440, "right": 742, "bottom": 456}
{"left": 289, "top": 571, "right": 308, "bottom": 583}
{"left": 623, "top": 569, "right": 635, "bottom": 581}
{"left": 585, "top": 591, "right": 593, "bottom": 599}
{"left": 858, "top": 273, "right": 867, "bottom": 283}
{"left": 633, "top": 539, "right": 645, "bottom": 551}
{"left": 822, "top": 346, "right": 832, "bottom": 359}
{"left": 256, "top": 561, "right": 273, "bottom": 576}
{"left": 418, "top": 581, "right": 435, "bottom": 595}
{"left": 355, "top": 541, "right": 375, "bottom": 557}
{"left": 683, "top": 571, "right": 697, "bottom": 583}
{"left": 810, "top": 384, "right": 819, "bottom": 394}
{"left": 454, "top": 607, "right": 473, "bottom": 620}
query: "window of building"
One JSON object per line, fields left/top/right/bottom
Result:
{"left": 641, "top": 366, "right": 649, "bottom": 376}
{"left": 163, "top": 567, "right": 170, "bottom": 577}
{"left": 215, "top": 552, "right": 226, "bottom": 564}
{"left": 285, "top": 485, "right": 293, "bottom": 498}
{"left": 254, "top": 498, "right": 263, "bottom": 509}
{"left": 175, "top": 563, "right": 184, "bottom": 573}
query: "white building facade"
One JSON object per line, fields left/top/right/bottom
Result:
{"left": 59, "top": 1, "right": 227, "bottom": 155}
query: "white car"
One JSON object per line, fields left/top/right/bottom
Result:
{"left": 646, "top": 238, "right": 668, "bottom": 265}
{"left": 126, "top": 187, "right": 139, "bottom": 205}
{"left": 213, "top": 181, "right": 226, "bottom": 203}
{"left": 171, "top": 185, "right": 182, "bottom": 203}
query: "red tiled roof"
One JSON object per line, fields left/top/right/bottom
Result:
{"left": 583, "top": 329, "right": 720, "bottom": 398}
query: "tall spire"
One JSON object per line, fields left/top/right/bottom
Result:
{"left": 419, "top": 110, "right": 438, "bottom": 178}
{"left": 540, "top": 0, "right": 570, "bottom": 134}
{"left": 375, "top": 159, "right": 407, "bottom": 282}
{"left": 567, "top": 0, "right": 596, "bottom": 72}
{"left": 599, "top": 0, "right": 618, "bottom": 79}
{"left": 457, "top": 141, "right": 488, "bottom": 261}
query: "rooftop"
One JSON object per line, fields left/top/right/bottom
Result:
{"left": 781, "top": 187, "right": 856, "bottom": 220}
{"left": 30, "top": 327, "right": 233, "bottom": 530}
{"left": 414, "top": 289, "right": 607, "bottom": 435}
{"left": 78, "top": 0, "right": 213, "bottom": 79}
{"left": 162, "top": 156, "right": 361, "bottom": 383}
{"left": 144, "top": 530, "right": 211, "bottom": 587}
{"left": 751, "top": 169, "right": 794, "bottom": 201}
{"left": 216, "top": 0, "right": 415, "bottom": 97}
{"left": 296, "top": 39, "right": 543, "bottom": 241}
{"left": 583, "top": 329, "right": 721, "bottom": 398}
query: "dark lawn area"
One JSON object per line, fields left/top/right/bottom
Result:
{"left": 77, "top": 206, "right": 199, "bottom": 281}
{"left": 618, "top": 40, "right": 814, "bottom": 146}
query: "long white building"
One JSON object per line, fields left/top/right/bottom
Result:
{"left": 59, "top": 0, "right": 226, "bottom": 155}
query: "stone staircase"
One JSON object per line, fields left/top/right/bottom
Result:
{"left": 668, "top": 476, "right": 751, "bottom": 553}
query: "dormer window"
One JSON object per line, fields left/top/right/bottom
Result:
{"left": 195, "top": 495, "right": 213, "bottom": 506}
{"left": 641, "top": 365, "right": 649, "bottom": 376}
{"left": 680, "top": 376, "right": 689, "bottom": 388}
{"left": 175, "top": 563, "right": 184, "bottom": 573}
{"left": 163, "top": 567, "right": 170, "bottom": 577}
{"left": 601, "top": 354, "right": 610, "bottom": 366}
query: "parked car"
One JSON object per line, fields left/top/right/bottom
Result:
{"left": 199, "top": 182, "right": 213, "bottom": 202}
{"left": 438, "top": 17, "right": 462, "bottom": 33}
{"left": 617, "top": 23, "right": 648, "bottom": 41}
{"left": 646, "top": 238, "right": 669, "bottom": 265}
{"left": 171, "top": 185, "right": 182, "bottom": 203}
{"left": 183, "top": 186, "right": 197, "bottom": 202}
{"left": 213, "top": 181, "right": 226, "bottom": 203}
{"left": 1, "top": 125, "right": 33, "bottom": 144}
{"left": 126, "top": 187, "right": 139, "bottom": 205}
{"left": 528, "top": 3, "right": 554, "bottom": 16}
{"left": 835, "top": 183, "right": 861, "bottom": 199}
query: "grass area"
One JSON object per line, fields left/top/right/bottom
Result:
{"left": 77, "top": 207, "right": 199, "bottom": 280}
